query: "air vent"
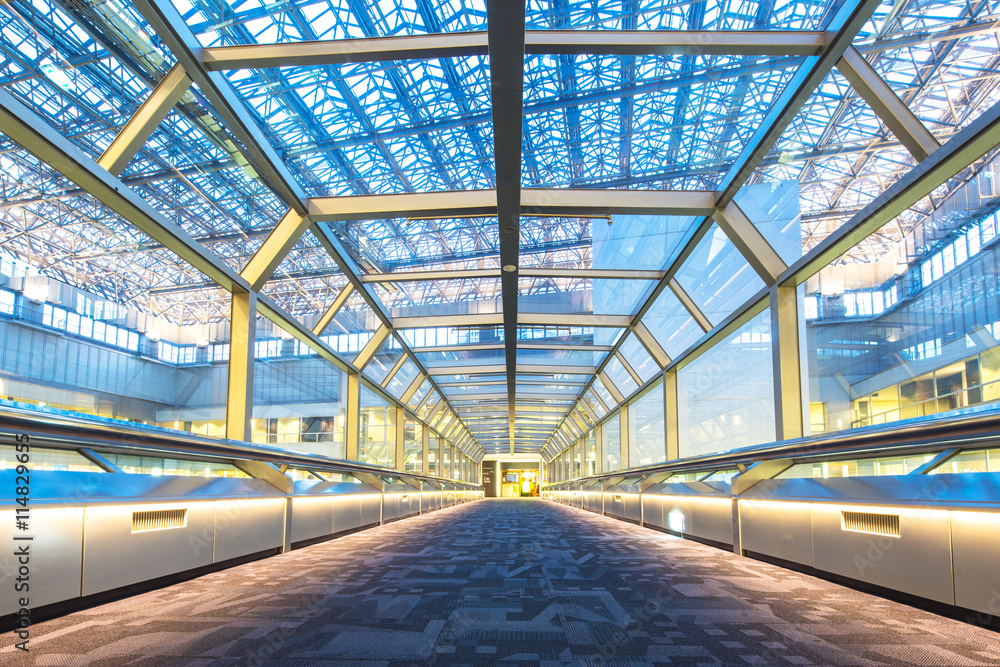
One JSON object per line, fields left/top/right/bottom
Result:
{"left": 841, "top": 510, "right": 900, "bottom": 537}
{"left": 132, "top": 508, "right": 187, "bottom": 533}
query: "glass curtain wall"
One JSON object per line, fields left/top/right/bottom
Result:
{"left": 359, "top": 385, "right": 396, "bottom": 468}
{"left": 678, "top": 309, "right": 774, "bottom": 458}
{"left": 428, "top": 432, "right": 439, "bottom": 475}
{"left": 251, "top": 314, "right": 348, "bottom": 458}
{"left": 584, "top": 429, "right": 596, "bottom": 475}
{"left": 0, "top": 256, "right": 232, "bottom": 438}
{"left": 403, "top": 418, "right": 421, "bottom": 472}
{"left": 804, "top": 203, "right": 1000, "bottom": 434}
{"left": 629, "top": 381, "right": 665, "bottom": 467}
{"left": 603, "top": 414, "right": 621, "bottom": 472}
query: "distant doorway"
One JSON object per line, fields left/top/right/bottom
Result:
{"left": 500, "top": 469, "right": 538, "bottom": 497}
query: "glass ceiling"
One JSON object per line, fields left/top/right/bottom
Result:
{"left": 2, "top": 0, "right": 999, "bottom": 454}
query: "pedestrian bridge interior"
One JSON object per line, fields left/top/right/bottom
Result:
{"left": 1, "top": 0, "right": 1000, "bottom": 662}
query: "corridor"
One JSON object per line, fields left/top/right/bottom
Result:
{"left": 4, "top": 499, "right": 999, "bottom": 666}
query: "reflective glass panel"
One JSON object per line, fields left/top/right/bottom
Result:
{"left": 252, "top": 315, "right": 348, "bottom": 459}
{"left": 629, "top": 382, "right": 665, "bottom": 467}
{"left": 403, "top": 419, "right": 422, "bottom": 473}
{"left": 603, "top": 412, "right": 621, "bottom": 472}
{"left": 802, "top": 165, "right": 1000, "bottom": 436}
{"left": 778, "top": 454, "right": 936, "bottom": 479}
{"left": 642, "top": 287, "right": 705, "bottom": 358}
{"left": 359, "top": 386, "right": 396, "bottom": 468}
{"left": 0, "top": 445, "right": 105, "bottom": 473}
{"left": 675, "top": 224, "right": 766, "bottom": 325}
{"left": 929, "top": 449, "right": 1000, "bottom": 475}
{"left": 678, "top": 308, "right": 774, "bottom": 457}
{"left": 103, "top": 454, "right": 249, "bottom": 478}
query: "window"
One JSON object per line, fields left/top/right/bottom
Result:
{"left": 603, "top": 412, "right": 621, "bottom": 472}
{"left": 158, "top": 342, "right": 197, "bottom": 365}
{"left": 41, "top": 303, "right": 141, "bottom": 352}
{"left": 0, "top": 289, "right": 16, "bottom": 315}
{"left": 628, "top": 382, "right": 665, "bottom": 467}
{"left": 255, "top": 339, "right": 283, "bottom": 359}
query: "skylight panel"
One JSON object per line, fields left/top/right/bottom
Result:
{"left": 522, "top": 53, "right": 801, "bottom": 187}
{"left": 525, "top": 0, "right": 837, "bottom": 31}
{"left": 675, "top": 223, "right": 766, "bottom": 326}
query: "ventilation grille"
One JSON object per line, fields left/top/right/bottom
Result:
{"left": 841, "top": 511, "right": 900, "bottom": 537}
{"left": 132, "top": 509, "right": 187, "bottom": 533}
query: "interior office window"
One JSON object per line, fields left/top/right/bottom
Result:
{"left": 0, "top": 290, "right": 14, "bottom": 316}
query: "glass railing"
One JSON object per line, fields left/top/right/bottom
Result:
{"left": 927, "top": 448, "right": 1000, "bottom": 475}
{"left": 776, "top": 454, "right": 936, "bottom": 479}
{"left": 851, "top": 380, "right": 1000, "bottom": 429}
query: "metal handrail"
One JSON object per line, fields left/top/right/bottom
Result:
{"left": 544, "top": 404, "right": 1000, "bottom": 488}
{"left": 0, "top": 403, "right": 480, "bottom": 488}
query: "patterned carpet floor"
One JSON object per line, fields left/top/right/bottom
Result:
{"left": 2, "top": 498, "right": 999, "bottom": 666}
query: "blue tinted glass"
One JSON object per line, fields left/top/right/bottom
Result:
{"left": 675, "top": 224, "right": 766, "bottom": 325}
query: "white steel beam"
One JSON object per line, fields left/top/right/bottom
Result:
{"left": 381, "top": 353, "right": 409, "bottom": 388}
{"left": 616, "top": 351, "right": 643, "bottom": 386}
{"left": 517, "top": 364, "right": 598, "bottom": 375}
{"left": 308, "top": 189, "right": 721, "bottom": 222}
{"left": 309, "top": 190, "right": 497, "bottom": 221}
{"left": 99, "top": 64, "right": 191, "bottom": 175}
{"left": 204, "top": 32, "right": 490, "bottom": 70}
{"left": 359, "top": 267, "right": 662, "bottom": 282}
{"left": 426, "top": 364, "right": 506, "bottom": 376}
{"left": 521, "top": 188, "right": 716, "bottom": 216}
{"left": 240, "top": 209, "right": 310, "bottom": 291}
{"left": 394, "top": 313, "right": 504, "bottom": 329}
{"left": 770, "top": 285, "right": 804, "bottom": 441}
{"left": 354, "top": 324, "right": 391, "bottom": 370}
{"left": 518, "top": 313, "right": 632, "bottom": 327}
{"left": 519, "top": 268, "right": 663, "bottom": 280}
{"left": 668, "top": 279, "right": 712, "bottom": 332}
{"left": 525, "top": 30, "right": 825, "bottom": 57}
{"left": 361, "top": 268, "right": 501, "bottom": 282}
{"left": 202, "top": 30, "right": 824, "bottom": 72}
{"left": 312, "top": 283, "right": 355, "bottom": 335}
{"left": 712, "top": 201, "right": 788, "bottom": 286}
{"left": 226, "top": 290, "right": 256, "bottom": 442}
{"left": 631, "top": 323, "right": 671, "bottom": 369}
{"left": 402, "top": 373, "right": 427, "bottom": 404}
{"left": 837, "top": 46, "right": 940, "bottom": 162}
{"left": 597, "top": 370, "right": 626, "bottom": 404}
